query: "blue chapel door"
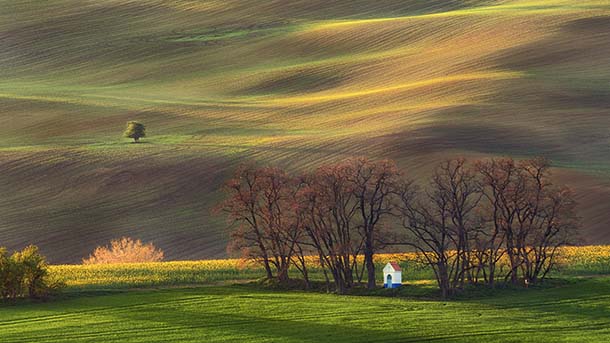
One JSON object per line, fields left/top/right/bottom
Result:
{"left": 386, "top": 274, "right": 392, "bottom": 288}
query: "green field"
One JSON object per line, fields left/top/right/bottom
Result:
{"left": 1, "top": 0, "right": 610, "bottom": 263}
{"left": 1, "top": 278, "right": 610, "bottom": 342}
{"left": 2, "top": 247, "right": 610, "bottom": 342}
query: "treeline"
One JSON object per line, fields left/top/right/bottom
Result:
{"left": 0, "top": 245, "right": 63, "bottom": 301}
{"left": 218, "top": 157, "right": 577, "bottom": 297}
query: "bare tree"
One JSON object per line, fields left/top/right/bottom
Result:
{"left": 475, "top": 157, "right": 578, "bottom": 285}
{"left": 297, "top": 163, "right": 363, "bottom": 294}
{"left": 516, "top": 158, "right": 578, "bottom": 283}
{"left": 476, "top": 158, "right": 525, "bottom": 285}
{"left": 218, "top": 165, "right": 301, "bottom": 282}
{"left": 395, "top": 178, "right": 454, "bottom": 298}
{"left": 349, "top": 158, "right": 400, "bottom": 289}
{"left": 430, "top": 158, "right": 482, "bottom": 288}
{"left": 395, "top": 159, "right": 482, "bottom": 298}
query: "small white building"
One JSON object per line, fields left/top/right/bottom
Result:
{"left": 383, "top": 262, "right": 402, "bottom": 288}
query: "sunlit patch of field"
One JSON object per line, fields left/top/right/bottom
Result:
{"left": 50, "top": 253, "right": 427, "bottom": 289}
{"left": 1, "top": 0, "right": 610, "bottom": 262}
{"left": 45, "top": 246, "right": 610, "bottom": 290}
{"left": 2, "top": 277, "right": 610, "bottom": 342}
{"left": 2, "top": 246, "right": 610, "bottom": 342}
{"left": 51, "top": 259, "right": 259, "bottom": 289}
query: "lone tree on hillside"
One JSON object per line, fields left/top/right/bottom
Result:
{"left": 124, "top": 121, "right": 146, "bottom": 143}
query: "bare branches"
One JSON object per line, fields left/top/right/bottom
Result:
{"left": 216, "top": 156, "right": 578, "bottom": 295}
{"left": 475, "top": 157, "right": 577, "bottom": 286}
{"left": 297, "top": 162, "right": 362, "bottom": 293}
{"left": 396, "top": 157, "right": 577, "bottom": 297}
{"left": 348, "top": 158, "right": 401, "bottom": 289}
{"left": 396, "top": 159, "right": 482, "bottom": 298}
{"left": 217, "top": 165, "right": 300, "bottom": 282}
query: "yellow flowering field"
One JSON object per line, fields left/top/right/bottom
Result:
{"left": 51, "top": 259, "right": 260, "bottom": 289}
{"left": 51, "top": 246, "right": 610, "bottom": 289}
{"left": 555, "top": 245, "right": 610, "bottom": 274}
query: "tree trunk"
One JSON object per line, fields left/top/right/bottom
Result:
{"left": 365, "top": 248, "right": 376, "bottom": 289}
{"left": 505, "top": 232, "right": 520, "bottom": 285}
{"left": 262, "top": 258, "right": 273, "bottom": 280}
{"left": 364, "top": 230, "right": 376, "bottom": 289}
{"left": 436, "top": 262, "right": 451, "bottom": 299}
{"left": 488, "top": 261, "right": 495, "bottom": 288}
{"left": 336, "top": 277, "right": 347, "bottom": 295}
{"left": 319, "top": 255, "right": 331, "bottom": 293}
{"left": 277, "top": 267, "right": 289, "bottom": 283}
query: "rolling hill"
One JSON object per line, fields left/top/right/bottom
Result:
{"left": 1, "top": 0, "right": 609, "bottom": 263}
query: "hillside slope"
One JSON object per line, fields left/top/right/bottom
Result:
{"left": 1, "top": 0, "right": 609, "bottom": 262}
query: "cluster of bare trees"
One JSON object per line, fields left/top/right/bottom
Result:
{"left": 218, "top": 157, "right": 577, "bottom": 296}
{"left": 394, "top": 158, "right": 577, "bottom": 297}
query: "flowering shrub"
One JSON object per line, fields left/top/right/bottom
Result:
{"left": 83, "top": 237, "right": 164, "bottom": 264}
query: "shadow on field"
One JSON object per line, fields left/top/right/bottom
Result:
{"left": 103, "top": 287, "right": 427, "bottom": 342}
{"left": 3, "top": 278, "right": 610, "bottom": 342}
{"left": 96, "top": 279, "right": 610, "bottom": 342}
{"left": 466, "top": 277, "right": 610, "bottom": 326}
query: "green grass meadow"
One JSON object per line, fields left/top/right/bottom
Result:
{"left": 2, "top": 248, "right": 610, "bottom": 342}
{"left": 1, "top": 278, "right": 610, "bottom": 342}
